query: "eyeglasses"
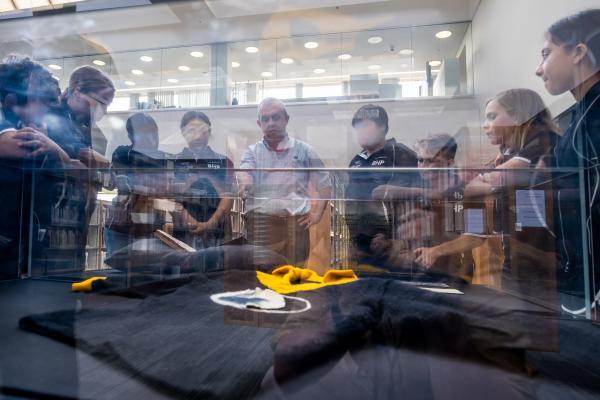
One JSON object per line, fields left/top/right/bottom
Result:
{"left": 84, "top": 91, "right": 111, "bottom": 106}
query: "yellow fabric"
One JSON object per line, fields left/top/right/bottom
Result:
{"left": 71, "top": 276, "right": 107, "bottom": 292}
{"left": 256, "top": 265, "right": 358, "bottom": 294}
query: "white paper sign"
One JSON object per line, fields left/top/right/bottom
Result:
{"left": 464, "top": 208, "right": 485, "bottom": 234}
{"left": 516, "top": 190, "right": 546, "bottom": 228}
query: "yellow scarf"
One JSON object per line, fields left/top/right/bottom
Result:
{"left": 71, "top": 276, "right": 107, "bottom": 292}
{"left": 256, "top": 265, "right": 358, "bottom": 294}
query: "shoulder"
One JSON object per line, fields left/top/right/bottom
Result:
{"left": 111, "top": 146, "right": 132, "bottom": 162}
{"left": 390, "top": 140, "right": 418, "bottom": 166}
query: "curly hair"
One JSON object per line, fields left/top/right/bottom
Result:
{"left": 0, "top": 54, "right": 60, "bottom": 106}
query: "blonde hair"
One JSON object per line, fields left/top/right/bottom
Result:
{"left": 488, "top": 89, "right": 558, "bottom": 153}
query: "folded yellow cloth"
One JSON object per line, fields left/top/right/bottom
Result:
{"left": 71, "top": 276, "right": 107, "bottom": 292}
{"left": 256, "top": 265, "right": 358, "bottom": 294}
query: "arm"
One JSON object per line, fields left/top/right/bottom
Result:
{"left": 13, "top": 128, "right": 73, "bottom": 165}
{"left": 299, "top": 185, "right": 331, "bottom": 229}
{"left": 414, "top": 234, "right": 486, "bottom": 269}
{"left": 372, "top": 184, "right": 444, "bottom": 201}
{"left": 237, "top": 148, "right": 256, "bottom": 198}
{"left": 299, "top": 147, "right": 332, "bottom": 228}
{"left": 465, "top": 157, "right": 530, "bottom": 198}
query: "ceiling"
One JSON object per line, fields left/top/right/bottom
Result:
{"left": 0, "top": 0, "right": 478, "bottom": 92}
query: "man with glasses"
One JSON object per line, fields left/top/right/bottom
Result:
{"left": 371, "top": 133, "right": 475, "bottom": 282}
{"left": 238, "top": 97, "right": 331, "bottom": 267}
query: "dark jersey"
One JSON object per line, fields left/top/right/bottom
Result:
{"left": 174, "top": 146, "right": 233, "bottom": 224}
{"left": 346, "top": 138, "right": 418, "bottom": 201}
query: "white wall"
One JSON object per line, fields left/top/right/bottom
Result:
{"left": 97, "top": 96, "right": 482, "bottom": 168}
{"left": 472, "top": 0, "right": 599, "bottom": 117}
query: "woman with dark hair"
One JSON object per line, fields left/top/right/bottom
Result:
{"left": 536, "top": 9, "right": 600, "bottom": 313}
{"left": 173, "top": 111, "right": 234, "bottom": 251}
{"left": 46, "top": 65, "right": 115, "bottom": 164}
{"left": 43, "top": 65, "right": 116, "bottom": 268}
{"left": 104, "top": 113, "right": 171, "bottom": 256}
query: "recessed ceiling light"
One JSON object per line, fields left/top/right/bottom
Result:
{"left": 435, "top": 30, "right": 452, "bottom": 39}
{"left": 368, "top": 36, "right": 383, "bottom": 44}
{"left": 338, "top": 53, "right": 352, "bottom": 60}
{"left": 167, "top": 78, "right": 179, "bottom": 83}
{"left": 313, "top": 68, "right": 325, "bottom": 74}
{"left": 140, "top": 55, "right": 153, "bottom": 62}
{"left": 304, "top": 41, "right": 319, "bottom": 49}
{"left": 178, "top": 65, "right": 191, "bottom": 71}
{"left": 131, "top": 69, "right": 144, "bottom": 75}
{"left": 280, "top": 57, "right": 294, "bottom": 64}
{"left": 428, "top": 60, "right": 442, "bottom": 67}
{"left": 368, "top": 64, "right": 382, "bottom": 70}
{"left": 399, "top": 49, "right": 414, "bottom": 55}
{"left": 190, "top": 51, "right": 204, "bottom": 58}
{"left": 260, "top": 71, "right": 273, "bottom": 78}
{"left": 231, "top": 61, "right": 240, "bottom": 68}
{"left": 245, "top": 46, "right": 259, "bottom": 53}
{"left": 92, "top": 59, "right": 106, "bottom": 66}
{"left": 48, "top": 64, "right": 62, "bottom": 70}
{"left": 124, "top": 81, "right": 136, "bottom": 86}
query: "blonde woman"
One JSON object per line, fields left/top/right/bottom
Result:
{"left": 414, "top": 89, "right": 559, "bottom": 269}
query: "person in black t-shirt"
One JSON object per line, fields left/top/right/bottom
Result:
{"left": 344, "top": 104, "right": 418, "bottom": 265}
{"left": 172, "top": 111, "right": 234, "bottom": 250}
{"left": 104, "top": 113, "right": 171, "bottom": 256}
{"left": 536, "top": 10, "right": 600, "bottom": 311}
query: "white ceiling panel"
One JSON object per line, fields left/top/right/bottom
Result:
{"left": 205, "top": 0, "right": 385, "bottom": 18}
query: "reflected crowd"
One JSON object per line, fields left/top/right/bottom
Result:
{"left": 1, "top": 8, "right": 600, "bottom": 400}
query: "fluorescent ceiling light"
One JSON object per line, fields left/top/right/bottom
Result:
{"left": 14, "top": 0, "right": 49, "bottom": 8}
{"left": 140, "top": 55, "right": 153, "bottom": 62}
{"left": 280, "top": 57, "right": 294, "bottom": 64}
{"left": 190, "top": 51, "right": 204, "bottom": 58}
{"left": 231, "top": 61, "right": 240, "bottom": 68}
{"left": 367, "top": 36, "right": 383, "bottom": 44}
{"left": 435, "top": 30, "right": 452, "bottom": 39}
{"left": 0, "top": 1, "right": 15, "bottom": 12}
{"left": 131, "top": 69, "right": 144, "bottom": 75}
{"left": 48, "top": 64, "right": 62, "bottom": 70}
{"left": 261, "top": 71, "right": 273, "bottom": 78}
{"left": 124, "top": 81, "right": 136, "bottom": 86}
{"left": 167, "top": 78, "right": 178, "bottom": 83}
{"left": 368, "top": 64, "right": 381, "bottom": 70}
{"left": 245, "top": 46, "right": 259, "bottom": 53}
{"left": 313, "top": 68, "right": 325, "bottom": 74}
{"left": 428, "top": 60, "right": 442, "bottom": 67}
{"left": 92, "top": 59, "right": 106, "bottom": 66}
{"left": 51, "top": 0, "right": 85, "bottom": 4}
{"left": 304, "top": 41, "right": 319, "bottom": 49}
{"left": 178, "top": 65, "right": 191, "bottom": 71}
{"left": 399, "top": 49, "right": 414, "bottom": 55}
{"left": 338, "top": 53, "right": 352, "bottom": 60}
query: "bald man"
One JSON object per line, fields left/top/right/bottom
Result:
{"left": 238, "top": 98, "right": 331, "bottom": 266}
